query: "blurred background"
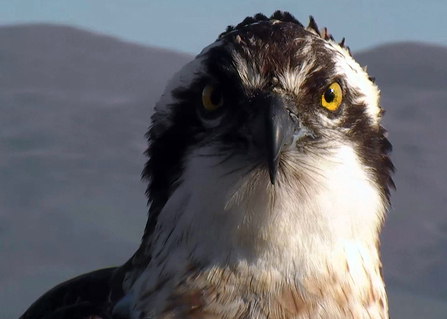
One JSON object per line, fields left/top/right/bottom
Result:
{"left": 1, "top": 1, "right": 446, "bottom": 318}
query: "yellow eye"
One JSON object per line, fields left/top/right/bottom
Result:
{"left": 202, "top": 85, "right": 224, "bottom": 111}
{"left": 321, "top": 82, "right": 342, "bottom": 111}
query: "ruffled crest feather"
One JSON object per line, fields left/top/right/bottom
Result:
{"left": 219, "top": 11, "right": 367, "bottom": 79}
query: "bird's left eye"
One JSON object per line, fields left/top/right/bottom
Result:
{"left": 321, "top": 82, "right": 342, "bottom": 111}
{"left": 202, "top": 85, "right": 224, "bottom": 111}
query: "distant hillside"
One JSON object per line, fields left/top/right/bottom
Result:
{"left": 1, "top": 24, "right": 446, "bottom": 318}
{"left": 0, "top": 24, "right": 193, "bottom": 318}
{"left": 355, "top": 43, "right": 447, "bottom": 301}
{"left": 355, "top": 42, "right": 447, "bottom": 90}
{"left": 0, "top": 24, "right": 192, "bottom": 94}
{"left": 388, "top": 287, "right": 447, "bottom": 319}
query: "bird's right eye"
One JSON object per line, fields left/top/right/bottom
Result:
{"left": 202, "top": 85, "right": 224, "bottom": 111}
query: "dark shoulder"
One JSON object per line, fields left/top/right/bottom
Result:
{"left": 20, "top": 267, "right": 119, "bottom": 319}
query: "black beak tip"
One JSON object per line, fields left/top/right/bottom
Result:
{"left": 268, "top": 157, "right": 279, "bottom": 185}
{"left": 269, "top": 168, "right": 277, "bottom": 185}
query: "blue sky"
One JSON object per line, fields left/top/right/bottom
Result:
{"left": 2, "top": 0, "right": 446, "bottom": 54}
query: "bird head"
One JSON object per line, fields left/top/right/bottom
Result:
{"left": 141, "top": 12, "right": 394, "bottom": 265}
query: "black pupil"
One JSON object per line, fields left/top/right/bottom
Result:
{"left": 324, "top": 88, "right": 335, "bottom": 103}
{"left": 210, "top": 88, "right": 222, "bottom": 105}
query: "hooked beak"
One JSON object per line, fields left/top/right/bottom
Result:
{"left": 251, "top": 94, "right": 298, "bottom": 185}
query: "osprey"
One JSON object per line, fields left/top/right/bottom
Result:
{"left": 21, "top": 11, "right": 394, "bottom": 319}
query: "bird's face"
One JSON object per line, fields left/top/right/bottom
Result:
{"left": 178, "top": 24, "right": 377, "bottom": 186}
{"left": 143, "top": 14, "right": 393, "bottom": 261}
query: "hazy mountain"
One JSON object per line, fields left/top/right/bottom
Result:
{"left": 355, "top": 42, "right": 447, "bottom": 90}
{"left": 355, "top": 43, "right": 447, "bottom": 301}
{"left": 0, "top": 24, "right": 192, "bottom": 318}
{"left": 1, "top": 25, "right": 446, "bottom": 318}
{"left": 388, "top": 287, "right": 447, "bottom": 319}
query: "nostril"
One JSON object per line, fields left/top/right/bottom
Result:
{"left": 287, "top": 110, "right": 299, "bottom": 123}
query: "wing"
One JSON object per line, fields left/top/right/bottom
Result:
{"left": 20, "top": 267, "right": 122, "bottom": 319}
